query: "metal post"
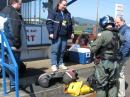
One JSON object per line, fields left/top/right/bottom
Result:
{"left": 39, "top": 0, "right": 41, "bottom": 24}
{"left": 28, "top": 3, "right": 29, "bottom": 23}
{"left": 29, "top": 2, "right": 31, "bottom": 24}
{"left": 34, "top": 0, "right": 36, "bottom": 24}
{"left": 96, "top": 0, "right": 99, "bottom": 33}
{"left": 7, "top": 0, "right": 9, "bottom": 6}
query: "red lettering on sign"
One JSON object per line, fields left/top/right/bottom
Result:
{"left": 26, "top": 35, "right": 35, "bottom": 41}
{"left": 31, "top": 35, "right": 35, "bottom": 41}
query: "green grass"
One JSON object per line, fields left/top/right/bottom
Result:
{"left": 73, "top": 25, "right": 93, "bottom": 34}
{"left": 74, "top": 25, "right": 86, "bottom": 34}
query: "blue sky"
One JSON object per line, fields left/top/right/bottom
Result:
{"left": 23, "top": 0, "right": 130, "bottom": 24}
{"left": 67, "top": 0, "right": 130, "bottom": 24}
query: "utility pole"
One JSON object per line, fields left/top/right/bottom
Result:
{"left": 96, "top": 0, "right": 99, "bottom": 33}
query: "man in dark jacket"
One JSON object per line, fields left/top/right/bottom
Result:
{"left": 1, "top": 0, "right": 25, "bottom": 91}
{"left": 1, "top": 0, "right": 22, "bottom": 49}
{"left": 115, "top": 16, "right": 130, "bottom": 97}
{"left": 46, "top": 0, "right": 74, "bottom": 71}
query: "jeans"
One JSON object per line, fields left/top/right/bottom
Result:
{"left": 50, "top": 37, "right": 67, "bottom": 67}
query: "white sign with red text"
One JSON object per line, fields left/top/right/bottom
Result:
{"left": 25, "top": 25, "right": 42, "bottom": 46}
{"left": 115, "top": 4, "right": 124, "bottom": 18}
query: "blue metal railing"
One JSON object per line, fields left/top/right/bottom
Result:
{"left": 0, "top": 31, "right": 19, "bottom": 97}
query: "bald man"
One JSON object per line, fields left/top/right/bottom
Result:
{"left": 115, "top": 16, "right": 130, "bottom": 97}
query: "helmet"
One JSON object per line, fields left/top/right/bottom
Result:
{"left": 38, "top": 73, "right": 52, "bottom": 88}
{"left": 99, "top": 15, "right": 115, "bottom": 29}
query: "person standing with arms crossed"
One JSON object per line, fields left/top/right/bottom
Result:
{"left": 46, "top": 0, "right": 74, "bottom": 71}
{"left": 115, "top": 16, "right": 130, "bottom": 97}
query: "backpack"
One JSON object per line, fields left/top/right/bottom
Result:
{"left": 99, "top": 30, "right": 121, "bottom": 61}
{"left": 38, "top": 69, "right": 79, "bottom": 88}
{"left": 38, "top": 72, "right": 64, "bottom": 88}
{"left": 63, "top": 69, "right": 78, "bottom": 84}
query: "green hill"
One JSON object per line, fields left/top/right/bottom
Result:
{"left": 73, "top": 17, "right": 96, "bottom": 34}
{"left": 74, "top": 17, "right": 96, "bottom": 25}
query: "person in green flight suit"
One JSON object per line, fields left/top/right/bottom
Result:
{"left": 90, "top": 15, "right": 121, "bottom": 97}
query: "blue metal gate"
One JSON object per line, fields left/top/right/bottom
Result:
{"left": 0, "top": 31, "right": 19, "bottom": 97}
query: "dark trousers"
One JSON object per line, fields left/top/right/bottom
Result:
{"left": 6, "top": 50, "right": 21, "bottom": 89}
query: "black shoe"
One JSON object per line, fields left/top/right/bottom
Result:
{"left": 10, "top": 85, "right": 28, "bottom": 92}
{"left": 35, "top": 82, "right": 39, "bottom": 86}
{"left": 10, "top": 87, "right": 15, "bottom": 92}
{"left": 20, "top": 85, "right": 28, "bottom": 90}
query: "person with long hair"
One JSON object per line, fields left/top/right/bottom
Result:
{"left": 46, "top": 0, "right": 74, "bottom": 71}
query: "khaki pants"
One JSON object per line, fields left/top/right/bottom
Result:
{"left": 118, "top": 65, "right": 125, "bottom": 97}
{"left": 118, "top": 66, "right": 125, "bottom": 97}
{"left": 118, "top": 56, "right": 129, "bottom": 97}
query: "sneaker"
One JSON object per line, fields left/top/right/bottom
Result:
{"left": 51, "top": 65, "right": 58, "bottom": 71}
{"left": 59, "top": 64, "right": 68, "bottom": 70}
